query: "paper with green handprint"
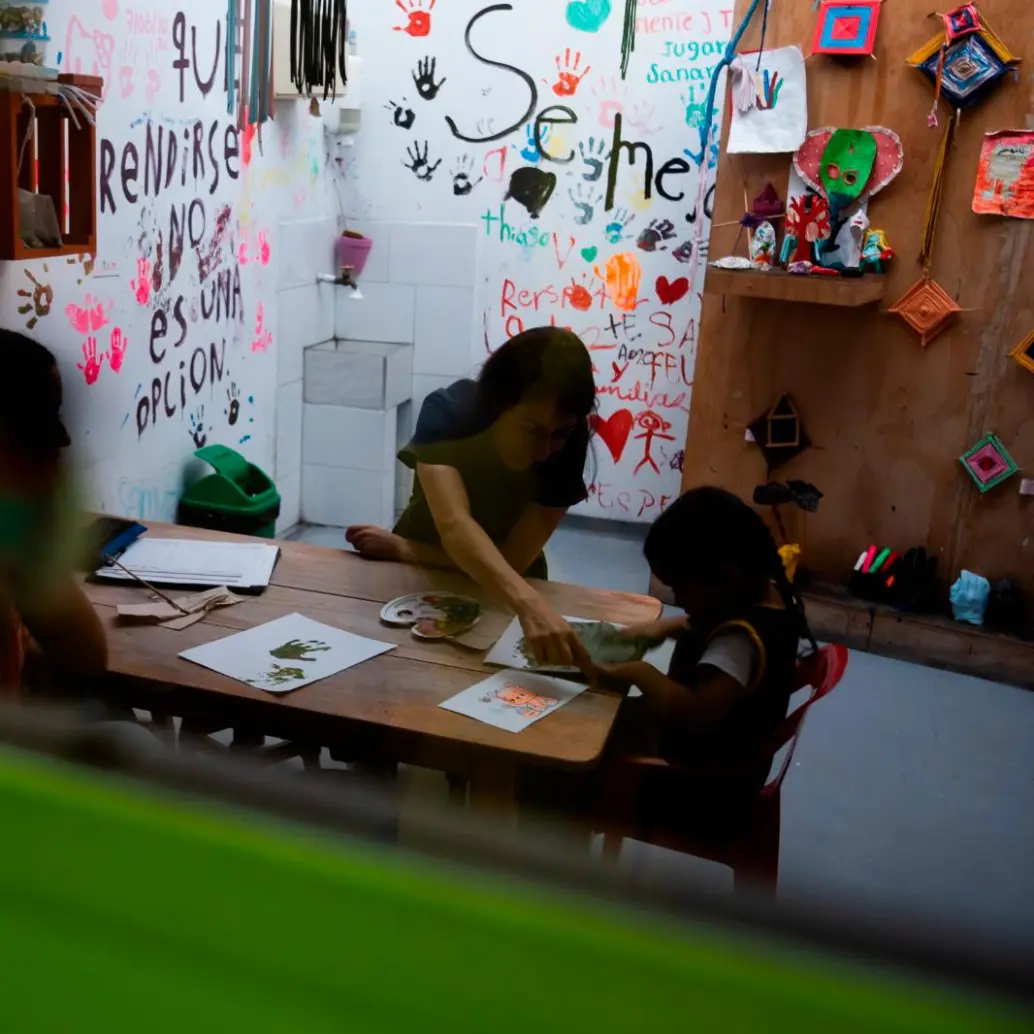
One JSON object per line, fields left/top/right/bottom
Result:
{"left": 180, "top": 613, "right": 395, "bottom": 695}
{"left": 485, "top": 617, "right": 652, "bottom": 675}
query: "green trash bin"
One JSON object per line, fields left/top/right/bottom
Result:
{"left": 177, "top": 445, "right": 281, "bottom": 539}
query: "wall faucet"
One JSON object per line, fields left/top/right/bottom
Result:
{"left": 317, "top": 265, "right": 362, "bottom": 298}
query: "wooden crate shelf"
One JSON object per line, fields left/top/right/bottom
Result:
{"left": 0, "top": 73, "right": 103, "bottom": 261}
{"left": 705, "top": 267, "right": 887, "bottom": 307}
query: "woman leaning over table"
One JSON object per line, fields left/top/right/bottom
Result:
{"left": 346, "top": 327, "right": 597, "bottom": 671}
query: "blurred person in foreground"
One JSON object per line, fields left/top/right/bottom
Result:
{"left": 0, "top": 330, "right": 107, "bottom": 694}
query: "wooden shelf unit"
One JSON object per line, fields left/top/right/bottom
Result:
{"left": 705, "top": 267, "right": 887, "bottom": 307}
{"left": 0, "top": 73, "right": 103, "bottom": 261}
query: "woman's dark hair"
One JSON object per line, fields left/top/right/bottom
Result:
{"left": 475, "top": 327, "right": 596, "bottom": 425}
{"left": 645, "top": 486, "right": 817, "bottom": 654}
{"left": 0, "top": 329, "right": 70, "bottom": 462}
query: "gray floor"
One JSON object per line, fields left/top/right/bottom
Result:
{"left": 292, "top": 517, "right": 1034, "bottom": 954}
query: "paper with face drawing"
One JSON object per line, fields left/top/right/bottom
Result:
{"left": 179, "top": 613, "right": 395, "bottom": 694}
{"left": 439, "top": 670, "right": 588, "bottom": 733}
{"left": 972, "top": 130, "right": 1034, "bottom": 219}
{"left": 727, "top": 46, "right": 808, "bottom": 155}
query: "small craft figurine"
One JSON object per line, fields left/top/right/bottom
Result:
{"left": 748, "top": 395, "right": 811, "bottom": 470}
{"left": 784, "top": 192, "right": 831, "bottom": 264}
{"left": 752, "top": 181, "right": 784, "bottom": 220}
{"left": 959, "top": 433, "right": 1018, "bottom": 493}
{"left": 792, "top": 126, "right": 903, "bottom": 268}
{"left": 812, "top": 0, "right": 882, "bottom": 58}
{"left": 749, "top": 221, "right": 777, "bottom": 267}
{"left": 860, "top": 228, "right": 893, "bottom": 272}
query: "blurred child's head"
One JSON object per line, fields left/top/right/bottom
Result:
{"left": 0, "top": 330, "right": 70, "bottom": 495}
{"left": 645, "top": 486, "right": 782, "bottom": 621}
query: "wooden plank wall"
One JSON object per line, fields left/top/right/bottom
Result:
{"left": 683, "top": 0, "right": 1034, "bottom": 595}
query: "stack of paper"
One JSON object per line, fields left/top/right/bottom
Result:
{"left": 95, "top": 538, "right": 279, "bottom": 590}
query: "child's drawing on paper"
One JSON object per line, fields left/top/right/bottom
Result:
{"left": 973, "top": 131, "right": 1034, "bottom": 220}
{"left": 480, "top": 683, "right": 560, "bottom": 718}
{"left": 269, "top": 639, "right": 331, "bottom": 662}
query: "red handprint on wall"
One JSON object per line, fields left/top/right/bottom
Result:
{"left": 547, "top": 49, "right": 591, "bottom": 97}
{"left": 130, "top": 257, "right": 151, "bottom": 305}
{"left": 77, "top": 338, "right": 105, "bottom": 386}
{"left": 257, "top": 228, "right": 271, "bottom": 266}
{"left": 394, "top": 0, "right": 434, "bottom": 37}
{"left": 65, "top": 294, "right": 109, "bottom": 334}
{"left": 251, "top": 303, "right": 272, "bottom": 353}
{"left": 108, "top": 327, "right": 128, "bottom": 373}
{"left": 633, "top": 410, "right": 675, "bottom": 475}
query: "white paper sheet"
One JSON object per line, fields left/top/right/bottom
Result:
{"left": 439, "top": 670, "right": 588, "bottom": 733}
{"left": 179, "top": 613, "right": 395, "bottom": 694}
{"left": 727, "top": 46, "right": 807, "bottom": 155}
{"left": 484, "top": 616, "right": 589, "bottom": 674}
{"left": 96, "top": 538, "right": 279, "bottom": 590}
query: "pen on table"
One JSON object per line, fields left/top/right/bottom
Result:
{"left": 103, "top": 555, "right": 191, "bottom": 615}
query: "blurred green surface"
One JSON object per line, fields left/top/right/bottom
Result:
{"left": 0, "top": 749, "right": 1027, "bottom": 1033}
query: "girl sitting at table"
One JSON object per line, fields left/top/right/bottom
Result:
{"left": 0, "top": 330, "right": 107, "bottom": 695}
{"left": 346, "top": 327, "right": 596, "bottom": 671}
{"left": 598, "top": 486, "right": 816, "bottom": 816}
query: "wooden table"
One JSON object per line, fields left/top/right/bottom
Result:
{"left": 81, "top": 522, "right": 661, "bottom": 812}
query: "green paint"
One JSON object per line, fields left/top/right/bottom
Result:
{"left": 269, "top": 639, "right": 331, "bottom": 662}
{"left": 819, "top": 129, "right": 877, "bottom": 205}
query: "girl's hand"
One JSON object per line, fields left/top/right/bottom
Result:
{"left": 345, "top": 526, "right": 411, "bottom": 562}
{"left": 621, "top": 616, "right": 686, "bottom": 644}
{"left": 593, "top": 660, "right": 645, "bottom": 692}
{"left": 515, "top": 595, "right": 591, "bottom": 671}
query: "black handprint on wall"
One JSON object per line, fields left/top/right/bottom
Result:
{"left": 226, "top": 383, "right": 241, "bottom": 426}
{"left": 403, "top": 140, "right": 442, "bottom": 182}
{"left": 578, "top": 137, "right": 608, "bottom": 182}
{"left": 568, "top": 183, "right": 602, "bottom": 226}
{"left": 385, "top": 100, "right": 416, "bottom": 129}
{"left": 189, "top": 406, "right": 207, "bottom": 449}
{"left": 636, "top": 219, "right": 676, "bottom": 252}
{"left": 672, "top": 240, "right": 694, "bottom": 264}
{"left": 412, "top": 56, "right": 446, "bottom": 100}
{"left": 451, "top": 154, "right": 483, "bottom": 197}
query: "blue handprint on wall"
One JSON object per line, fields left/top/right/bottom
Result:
{"left": 519, "top": 123, "right": 550, "bottom": 163}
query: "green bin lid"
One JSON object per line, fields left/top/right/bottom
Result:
{"left": 181, "top": 445, "right": 279, "bottom": 516}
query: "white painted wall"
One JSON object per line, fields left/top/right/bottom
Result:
{"left": 333, "top": 0, "right": 731, "bottom": 522}
{"left": 0, "top": 1, "right": 339, "bottom": 531}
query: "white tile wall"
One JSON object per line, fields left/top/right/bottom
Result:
{"left": 302, "top": 465, "right": 395, "bottom": 527}
{"left": 335, "top": 281, "right": 416, "bottom": 344}
{"left": 277, "top": 216, "right": 337, "bottom": 290}
{"left": 276, "top": 471, "right": 301, "bottom": 534}
{"left": 388, "top": 224, "right": 478, "bottom": 288}
{"left": 413, "top": 286, "right": 476, "bottom": 376}
{"left": 277, "top": 283, "right": 335, "bottom": 387}
{"left": 276, "top": 381, "right": 303, "bottom": 481}
{"left": 302, "top": 404, "right": 396, "bottom": 472}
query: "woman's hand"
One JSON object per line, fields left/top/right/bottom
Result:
{"left": 515, "top": 594, "right": 592, "bottom": 671}
{"left": 345, "top": 526, "right": 411, "bottom": 562}
{"left": 621, "top": 616, "right": 687, "bottom": 644}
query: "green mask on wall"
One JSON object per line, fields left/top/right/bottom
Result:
{"left": 819, "top": 129, "right": 877, "bottom": 205}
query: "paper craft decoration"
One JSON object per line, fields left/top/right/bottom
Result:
{"left": 860, "top": 228, "right": 893, "bottom": 272}
{"left": 179, "top": 613, "right": 395, "bottom": 694}
{"left": 380, "top": 593, "right": 481, "bottom": 640}
{"left": 727, "top": 46, "right": 808, "bottom": 155}
{"left": 748, "top": 221, "right": 777, "bottom": 267}
{"left": 888, "top": 276, "right": 961, "bottom": 348}
{"left": 439, "top": 670, "right": 588, "bottom": 733}
{"left": 1009, "top": 330, "right": 1034, "bottom": 376}
{"left": 972, "top": 130, "right": 1034, "bottom": 220}
{"left": 748, "top": 395, "right": 811, "bottom": 471}
{"left": 908, "top": 5, "right": 1020, "bottom": 125}
{"left": 959, "top": 433, "right": 1018, "bottom": 493}
{"left": 812, "top": 1, "right": 882, "bottom": 58}
{"left": 752, "top": 182, "right": 784, "bottom": 219}
{"left": 783, "top": 167, "right": 833, "bottom": 265}
{"left": 116, "top": 586, "right": 243, "bottom": 630}
{"left": 485, "top": 617, "right": 650, "bottom": 674}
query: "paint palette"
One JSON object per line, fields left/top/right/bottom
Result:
{"left": 380, "top": 593, "right": 481, "bottom": 640}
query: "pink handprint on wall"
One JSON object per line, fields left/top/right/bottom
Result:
{"left": 65, "top": 294, "right": 110, "bottom": 334}
{"left": 257, "top": 229, "right": 271, "bottom": 266}
{"left": 77, "top": 338, "right": 105, "bottom": 386}
{"left": 131, "top": 257, "right": 151, "bottom": 305}
{"left": 108, "top": 327, "right": 128, "bottom": 373}
{"left": 251, "top": 303, "right": 272, "bottom": 353}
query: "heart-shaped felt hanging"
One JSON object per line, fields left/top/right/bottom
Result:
{"left": 590, "top": 409, "right": 634, "bottom": 463}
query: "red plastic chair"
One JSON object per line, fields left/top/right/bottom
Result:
{"left": 598, "top": 643, "right": 849, "bottom": 895}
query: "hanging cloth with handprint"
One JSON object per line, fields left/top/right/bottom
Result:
{"left": 727, "top": 45, "right": 808, "bottom": 155}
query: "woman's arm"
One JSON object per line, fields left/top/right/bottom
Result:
{"left": 499, "top": 503, "right": 566, "bottom": 575}
{"left": 417, "top": 463, "right": 587, "bottom": 668}
{"left": 19, "top": 576, "right": 108, "bottom": 677}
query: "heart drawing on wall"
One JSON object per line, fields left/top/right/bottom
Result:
{"left": 566, "top": 0, "right": 612, "bottom": 33}
{"left": 655, "top": 276, "right": 689, "bottom": 305}
{"left": 590, "top": 409, "right": 634, "bottom": 463}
